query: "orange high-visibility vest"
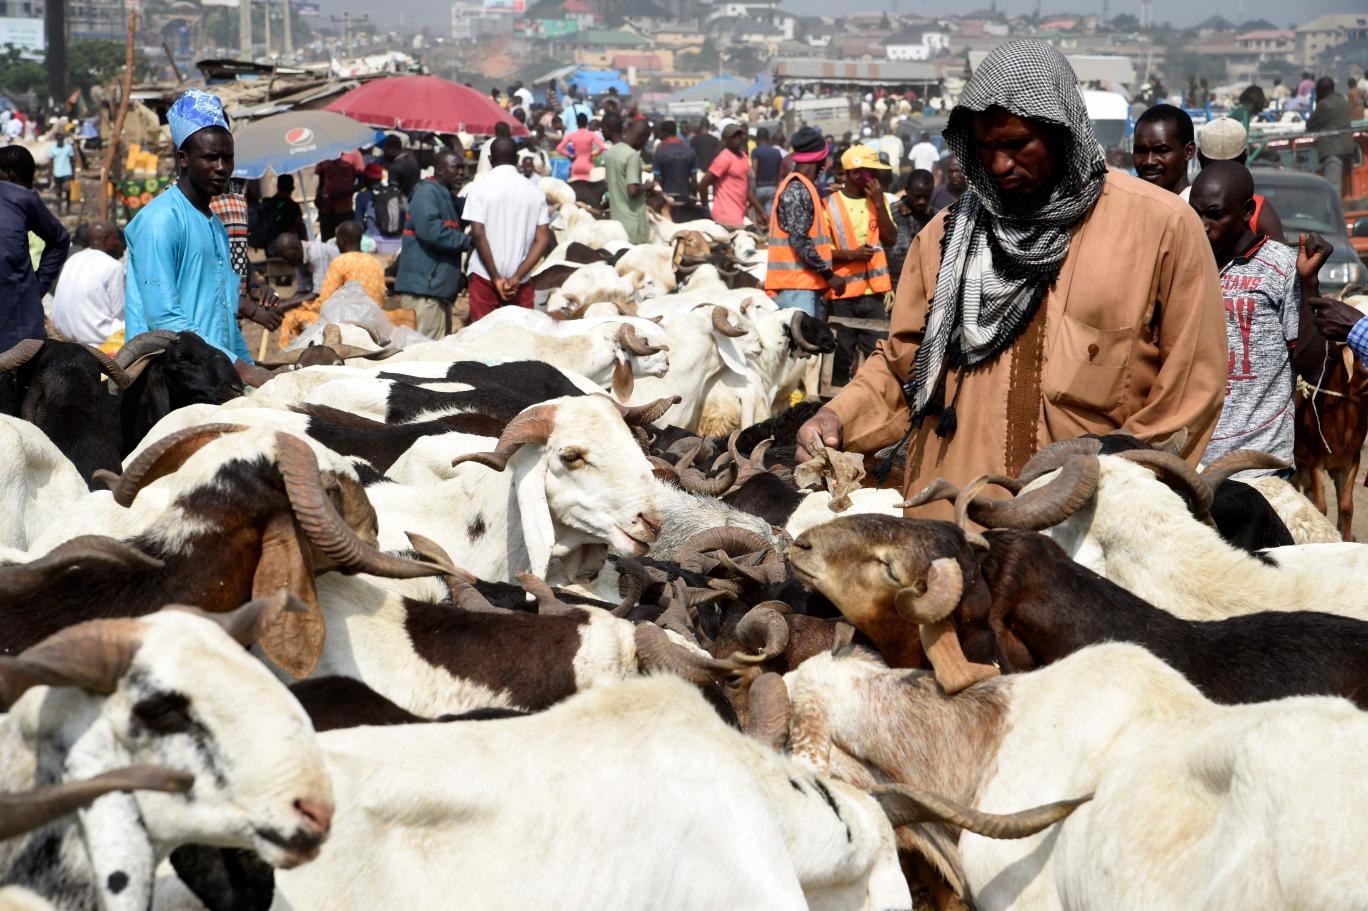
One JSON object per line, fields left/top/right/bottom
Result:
{"left": 826, "top": 191, "right": 891, "bottom": 300}
{"left": 766, "top": 172, "right": 834, "bottom": 293}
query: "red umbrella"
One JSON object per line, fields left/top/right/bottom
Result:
{"left": 325, "top": 75, "right": 529, "bottom": 136}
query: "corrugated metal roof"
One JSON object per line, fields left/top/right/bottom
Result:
{"left": 967, "top": 50, "right": 1133, "bottom": 88}
{"left": 772, "top": 58, "right": 940, "bottom": 82}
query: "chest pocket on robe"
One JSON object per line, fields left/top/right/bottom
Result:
{"left": 1042, "top": 310, "right": 1135, "bottom": 415}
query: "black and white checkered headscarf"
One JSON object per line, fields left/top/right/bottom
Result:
{"left": 905, "top": 40, "right": 1106, "bottom": 426}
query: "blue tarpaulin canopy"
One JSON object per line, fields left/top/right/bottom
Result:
{"left": 573, "top": 68, "right": 630, "bottom": 96}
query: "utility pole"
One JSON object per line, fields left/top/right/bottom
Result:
{"left": 263, "top": 0, "right": 272, "bottom": 58}
{"left": 239, "top": 0, "right": 252, "bottom": 59}
{"left": 46, "top": 0, "right": 67, "bottom": 108}
{"left": 331, "top": 12, "right": 369, "bottom": 55}
{"left": 282, "top": 0, "right": 293, "bottom": 59}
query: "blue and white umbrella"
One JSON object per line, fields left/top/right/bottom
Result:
{"left": 231, "top": 110, "right": 377, "bottom": 179}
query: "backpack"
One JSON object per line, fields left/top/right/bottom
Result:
{"left": 371, "top": 184, "right": 407, "bottom": 238}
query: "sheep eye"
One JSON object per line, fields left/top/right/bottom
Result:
{"left": 132, "top": 692, "right": 194, "bottom": 735}
{"left": 559, "top": 447, "right": 587, "bottom": 468}
{"left": 879, "top": 559, "right": 901, "bottom": 584}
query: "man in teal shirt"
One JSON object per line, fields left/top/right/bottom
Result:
{"left": 604, "top": 120, "right": 654, "bottom": 244}
{"left": 124, "top": 90, "right": 273, "bottom": 386}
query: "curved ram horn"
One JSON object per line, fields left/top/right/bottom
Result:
{"left": 676, "top": 526, "right": 776, "bottom": 575}
{"left": 648, "top": 456, "right": 680, "bottom": 484}
{"left": 674, "top": 441, "right": 700, "bottom": 474}
{"left": 322, "top": 324, "right": 343, "bottom": 348}
{"left": 409, "top": 533, "right": 505, "bottom": 614}
{"left": 894, "top": 557, "right": 965, "bottom": 625}
{"left": 166, "top": 589, "right": 307, "bottom": 647}
{"left": 873, "top": 786, "right": 1091, "bottom": 840}
{"left": 450, "top": 403, "right": 559, "bottom": 472}
{"left": 1018, "top": 438, "right": 1104, "bottom": 485}
{"left": 108, "top": 424, "right": 248, "bottom": 508}
{"left": 0, "top": 766, "right": 195, "bottom": 840}
{"left": 679, "top": 464, "right": 736, "bottom": 497}
{"left": 789, "top": 310, "right": 823, "bottom": 354}
{"left": 0, "top": 536, "right": 163, "bottom": 604}
{"left": 1199, "top": 450, "right": 1291, "bottom": 491}
{"left": 634, "top": 623, "right": 743, "bottom": 685}
{"left": 113, "top": 330, "right": 179, "bottom": 369}
{"left": 614, "top": 558, "right": 651, "bottom": 618}
{"left": 612, "top": 395, "right": 680, "bottom": 426}
{"left": 1115, "top": 449, "right": 1214, "bottom": 519}
{"left": 516, "top": 572, "right": 581, "bottom": 616}
{"left": 968, "top": 455, "right": 1100, "bottom": 531}
{"left": 745, "top": 672, "right": 790, "bottom": 751}
{"left": 734, "top": 604, "right": 790, "bottom": 662}
{"left": 617, "top": 323, "right": 663, "bottom": 357}
{"left": 273, "top": 432, "right": 454, "bottom": 580}
{"left": 0, "top": 339, "right": 44, "bottom": 373}
{"left": 710, "top": 306, "right": 747, "bottom": 338}
{"left": 0, "top": 616, "right": 146, "bottom": 709}
{"left": 85, "top": 346, "right": 133, "bottom": 388}
{"left": 899, "top": 478, "right": 960, "bottom": 510}
{"left": 953, "top": 478, "right": 992, "bottom": 550}
{"left": 1155, "top": 427, "right": 1189, "bottom": 457}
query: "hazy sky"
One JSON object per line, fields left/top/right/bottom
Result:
{"left": 322, "top": 0, "right": 1363, "bottom": 38}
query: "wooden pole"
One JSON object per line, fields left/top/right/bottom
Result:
{"left": 99, "top": 11, "right": 137, "bottom": 221}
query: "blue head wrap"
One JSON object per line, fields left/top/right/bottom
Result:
{"left": 168, "top": 89, "right": 229, "bottom": 149}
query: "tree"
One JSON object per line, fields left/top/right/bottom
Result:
{"left": 0, "top": 41, "right": 158, "bottom": 105}
{"left": 1110, "top": 13, "right": 1139, "bottom": 30}
{"left": 677, "top": 39, "right": 720, "bottom": 74}
{"left": 0, "top": 44, "right": 46, "bottom": 99}
{"left": 724, "top": 45, "right": 764, "bottom": 79}
{"left": 66, "top": 39, "right": 157, "bottom": 100}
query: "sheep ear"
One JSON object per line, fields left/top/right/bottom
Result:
{"left": 251, "top": 515, "right": 325, "bottom": 680}
{"left": 62, "top": 726, "right": 160, "bottom": 911}
{"left": 513, "top": 455, "right": 555, "bottom": 580}
{"left": 611, "top": 358, "right": 634, "bottom": 402}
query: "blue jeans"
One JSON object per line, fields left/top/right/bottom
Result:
{"left": 755, "top": 184, "right": 777, "bottom": 218}
{"left": 771, "top": 289, "right": 824, "bottom": 317}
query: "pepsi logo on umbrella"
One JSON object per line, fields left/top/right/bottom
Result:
{"left": 286, "top": 127, "right": 317, "bottom": 153}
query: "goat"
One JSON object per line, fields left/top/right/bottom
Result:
{"left": 932, "top": 444, "right": 1368, "bottom": 624}
{"left": 265, "top": 675, "right": 911, "bottom": 911}
{"left": 1293, "top": 340, "right": 1368, "bottom": 540}
{"left": 0, "top": 414, "right": 88, "bottom": 551}
{"left": 113, "top": 331, "right": 245, "bottom": 456}
{"left": 782, "top": 643, "right": 1368, "bottom": 911}
{"left": 363, "top": 395, "right": 667, "bottom": 584}
{"left": 374, "top": 323, "right": 669, "bottom": 402}
{"left": 0, "top": 599, "right": 333, "bottom": 910}
{"left": 627, "top": 305, "right": 761, "bottom": 430}
{"left": 4, "top": 426, "right": 450, "bottom": 672}
{"left": 0, "top": 338, "right": 125, "bottom": 485}
{"left": 791, "top": 513, "right": 1368, "bottom": 708}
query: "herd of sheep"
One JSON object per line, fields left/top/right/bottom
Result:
{"left": 1, "top": 206, "right": 1366, "bottom": 911}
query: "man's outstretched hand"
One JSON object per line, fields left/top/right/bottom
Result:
{"left": 796, "top": 407, "right": 844, "bottom": 464}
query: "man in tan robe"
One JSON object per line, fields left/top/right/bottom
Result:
{"left": 799, "top": 42, "right": 1227, "bottom": 514}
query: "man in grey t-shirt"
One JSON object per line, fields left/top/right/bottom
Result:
{"left": 1189, "top": 162, "right": 1328, "bottom": 471}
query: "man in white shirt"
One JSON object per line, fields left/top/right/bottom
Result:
{"left": 50, "top": 220, "right": 126, "bottom": 344}
{"left": 464, "top": 137, "right": 553, "bottom": 323}
{"left": 909, "top": 131, "right": 940, "bottom": 173}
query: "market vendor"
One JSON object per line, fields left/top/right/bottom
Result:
{"left": 124, "top": 89, "right": 274, "bottom": 387}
